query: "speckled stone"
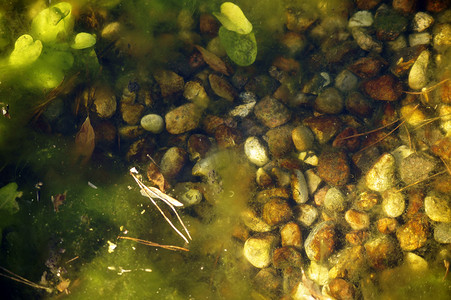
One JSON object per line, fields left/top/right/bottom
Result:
{"left": 272, "top": 246, "right": 303, "bottom": 269}
{"left": 304, "top": 221, "right": 336, "bottom": 261}
{"left": 244, "top": 233, "right": 278, "bottom": 268}
{"left": 254, "top": 96, "right": 291, "bottom": 128}
{"left": 364, "top": 235, "right": 400, "bottom": 270}
{"left": 314, "top": 87, "right": 344, "bottom": 114}
{"left": 424, "top": 191, "right": 451, "bottom": 223}
{"left": 303, "top": 115, "right": 342, "bottom": 144}
{"left": 165, "top": 103, "right": 202, "bottom": 134}
{"left": 434, "top": 223, "right": 451, "bottom": 243}
{"left": 363, "top": 74, "right": 403, "bottom": 101}
{"left": 317, "top": 149, "right": 350, "bottom": 187}
{"left": 324, "top": 187, "right": 347, "bottom": 212}
{"left": 160, "top": 147, "right": 187, "bottom": 179}
{"left": 328, "top": 246, "right": 366, "bottom": 281}
{"left": 366, "top": 153, "right": 396, "bottom": 192}
{"left": 154, "top": 69, "right": 184, "bottom": 97}
{"left": 345, "top": 209, "right": 370, "bottom": 230}
{"left": 396, "top": 214, "right": 429, "bottom": 251}
{"left": 265, "top": 125, "right": 294, "bottom": 158}
{"left": 262, "top": 198, "right": 293, "bottom": 226}
{"left": 382, "top": 188, "right": 405, "bottom": 218}
{"left": 412, "top": 12, "right": 434, "bottom": 32}
{"left": 295, "top": 204, "right": 318, "bottom": 227}
{"left": 328, "top": 278, "right": 357, "bottom": 300}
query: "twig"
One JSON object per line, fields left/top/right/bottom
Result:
{"left": 117, "top": 236, "right": 189, "bottom": 252}
{"left": 0, "top": 266, "right": 53, "bottom": 293}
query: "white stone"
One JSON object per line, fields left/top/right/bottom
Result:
{"left": 382, "top": 188, "right": 405, "bottom": 218}
{"left": 391, "top": 145, "right": 414, "bottom": 166}
{"left": 297, "top": 204, "right": 318, "bottom": 227}
{"left": 366, "top": 153, "right": 396, "bottom": 192}
{"left": 409, "top": 50, "right": 430, "bottom": 90}
{"left": 348, "top": 11, "right": 373, "bottom": 28}
{"left": 305, "top": 169, "right": 322, "bottom": 195}
{"left": 244, "top": 136, "right": 269, "bottom": 167}
{"left": 425, "top": 192, "right": 451, "bottom": 223}
{"left": 292, "top": 170, "right": 309, "bottom": 204}
{"left": 140, "top": 114, "right": 164, "bottom": 133}
{"left": 243, "top": 234, "right": 278, "bottom": 268}
{"left": 412, "top": 12, "right": 434, "bottom": 32}
{"left": 409, "top": 32, "right": 432, "bottom": 47}
{"left": 324, "top": 187, "right": 346, "bottom": 212}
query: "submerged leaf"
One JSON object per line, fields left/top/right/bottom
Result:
{"left": 9, "top": 34, "right": 42, "bottom": 66}
{"left": 218, "top": 27, "right": 257, "bottom": 66}
{"left": 71, "top": 32, "right": 96, "bottom": 49}
{"left": 147, "top": 162, "right": 169, "bottom": 192}
{"left": 73, "top": 116, "right": 95, "bottom": 165}
{"left": 195, "top": 45, "right": 230, "bottom": 76}
{"left": 0, "top": 182, "right": 22, "bottom": 214}
{"left": 213, "top": 2, "right": 252, "bottom": 34}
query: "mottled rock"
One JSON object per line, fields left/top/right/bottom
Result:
{"left": 346, "top": 230, "right": 370, "bottom": 245}
{"left": 254, "top": 268, "right": 282, "bottom": 295}
{"left": 296, "top": 204, "right": 318, "bottom": 227}
{"left": 256, "top": 188, "right": 290, "bottom": 203}
{"left": 285, "top": 7, "right": 317, "bottom": 32}
{"left": 351, "top": 27, "right": 383, "bottom": 53}
{"left": 214, "top": 124, "right": 242, "bottom": 149}
{"left": 291, "top": 170, "right": 309, "bottom": 204}
{"left": 314, "top": 87, "right": 344, "bottom": 114}
{"left": 118, "top": 125, "right": 145, "bottom": 140}
{"left": 241, "top": 208, "right": 272, "bottom": 233}
{"left": 345, "top": 209, "right": 370, "bottom": 230}
{"left": 244, "top": 233, "right": 278, "bottom": 268}
{"left": 356, "top": 0, "right": 382, "bottom": 10}
{"left": 377, "top": 217, "right": 398, "bottom": 234}
{"left": 345, "top": 92, "right": 373, "bottom": 117}
{"left": 183, "top": 81, "right": 210, "bottom": 109}
{"left": 317, "top": 149, "right": 350, "bottom": 187}
{"left": 364, "top": 235, "right": 400, "bottom": 270}
{"left": 400, "top": 103, "right": 427, "bottom": 126}
{"left": 366, "top": 153, "right": 396, "bottom": 192}
{"left": 348, "top": 11, "right": 373, "bottom": 28}
{"left": 409, "top": 32, "right": 432, "bottom": 46}
{"left": 324, "top": 187, "right": 347, "bottom": 212}
{"left": 154, "top": 70, "right": 184, "bottom": 97}
{"left": 399, "top": 152, "right": 437, "bottom": 185}
{"left": 433, "top": 24, "right": 451, "bottom": 53}
{"left": 434, "top": 223, "right": 451, "bottom": 243}
{"left": 165, "top": 103, "right": 202, "bottom": 135}
{"left": 413, "top": 12, "right": 434, "bottom": 32}
{"left": 396, "top": 214, "right": 429, "bottom": 251}
{"left": 254, "top": 96, "right": 291, "bottom": 128}
{"left": 120, "top": 102, "right": 145, "bottom": 125}
{"left": 244, "top": 136, "right": 269, "bottom": 167}
{"left": 160, "top": 147, "right": 187, "bottom": 179}
{"left": 305, "top": 169, "right": 322, "bottom": 195}
{"left": 374, "top": 8, "right": 408, "bottom": 40}
{"left": 272, "top": 247, "right": 303, "bottom": 269}
{"left": 281, "top": 222, "right": 302, "bottom": 249}
{"left": 329, "top": 246, "right": 367, "bottom": 281}
{"left": 262, "top": 198, "right": 293, "bottom": 226}
{"left": 355, "top": 191, "right": 379, "bottom": 211}
{"left": 256, "top": 168, "right": 273, "bottom": 187}
{"left": 382, "top": 188, "right": 405, "bottom": 218}
{"left": 292, "top": 125, "right": 315, "bottom": 152}
{"left": 92, "top": 86, "right": 117, "bottom": 119}
{"left": 348, "top": 56, "right": 386, "bottom": 79}
{"left": 424, "top": 191, "right": 451, "bottom": 222}
{"left": 408, "top": 50, "right": 430, "bottom": 90}
{"left": 187, "top": 134, "right": 211, "bottom": 160}
{"left": 303, "top": 115, "right": 342, "bottom": 144}
{"left": 426, "top": 0, "right": 449, "bottom": 12}
{"left": 208, "top": 74, "right": 236, "bottom": 101}
{"left": 333, "top": 127, "right": 360, "bottom": 152}
{"left": 327, "top": 278, "right": 357, "bottom": 300}
{"left": 304, "top": 221, "right": 336, "bottom": 261}
{"left": 265, "top": 125, "right": 294, "bottom": 157}
{"left": 393, "top": 0, "right": 417, "bottom": 14}
{"left": 140, "top": 114, "right": 164, "bottom": 134}
{"left": 362, "top": 74, "right": 403, "bottom": 101}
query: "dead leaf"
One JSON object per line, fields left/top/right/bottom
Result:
{"left": 195, "top": 45, "right": 231, "bottom": 76}
{"left": 147, "top": 162, "right": 169, "bottom": 192}
{"left": 51, "top": 191, "right": 66, "bottom": 212}
{"left": 73, "top": 116, "right": 95, "bottom": 165}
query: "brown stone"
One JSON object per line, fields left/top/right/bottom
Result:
{"left": 254, "top": 96, "right": 291, "bottom": 128}
{"left": 328, "top": 278, "right": 357, "bottom": 300}
{"left": 256, "top": 188, "right": 290, "bottom": 203}
{"left": 431, "top": 137, "right": 451, "bottom": 160}
{"left": 304, "top": 221, "right": 336, "bottom": 261}
{"left": 365, "top": 236, "right": 401, "bottom": 270}
{"left": 348, "top": 56, "right": 387, "bottom": 79}
{"left": 214, "top": 124, "right": 242, "bottom": 149}
{"left": 406, "top": 189, "right": 425, "bottom": 219}
{"left": 209, "top": 74, "right": 237, "bottom": 102}
{"left": 303, "top": 115, "right": 342, "bottom": 144}
{"left": 199, "top": 13, "right": 219, "bottom": 36}
{"left": 426, "top": 0, "right": 449, "bottom": 12}
{"left": 345, "top": 92, "right": 374, "bottom": 118}
{"left": 262, "top": 198, "right": 293, "bottom": 226}
{"left": 393, "top": 0, "right": 417, "bottom": 14}
{"left": 265, "top": 125, "right": 294, "bottom": 158}
{"left": 317, "top": 149, "right": 350, "bottom": 186}
{"left": 333, "top": 127, "right": 360, "bottom": 152}
{"left": 377, "top": 217, "right": 398, "bottom": 234}
{"left": 346, "top": 230, "right": 370, "bottom": 245}
{"left": 254, "top": 268, "right": 281, "bottom": 295}
{"left": 396, "top": 214, "right": 429, "bottom": 251}
{"left": 187, "top": 134, "right": 211, "bottom": 160}
{"left": 356, "top": 0, "right": 382, "bottom": 10}
{"left": 362, "top": 74, "right": 403, "bottom": 101}
{"left": 120, "top": 102, "right": 145, "bottom": 125}
{"left": 202, "top": 114, "right": 224, "bottom": 135}
{"left": 272, "top": 247, "right": 303, "bottom": 269}
{"left": 281, "top": 222, "right": 302, "bottom": 249}
{"left": 355, "top": 191, "right": 379, "bottom": 211}
{"left": 345, "top": 209, "right": 370, "bottom": 230}
{"left": 154, "top": 70, "right": 184, "bottom": 97}
{"left": 165, "top": 103, "right": 202, "bottom": 135}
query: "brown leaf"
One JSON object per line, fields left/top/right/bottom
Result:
{"left": 147, "top": 162, "right": 169, "bottom": 192}
{"left": 74, "top": 116, "right": 95, "bottom": 165}
{"left": 195, "top": 45, "right": 230, "bottom": 76}
{"left": 51, "top": 191, "right": 66, "bottom": 212}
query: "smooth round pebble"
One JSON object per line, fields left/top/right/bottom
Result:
{"left": 434, "top": 223, "right": 451, "bottom": 243}
{"left": 243, "top": 234, "right": 278, "bottom": 268}
{"left": 324, "top": 187, "right": 346, "bottom": 212}
{"left": 335, "top": 70, "right": 359, "bottom": 93}
{"left": 408, "top": 50, "right": 429, "bottom": 90}
{"left": 382, "top": 188, "right": 405, "bottom": 218}
{"left": 366, "top": 153, "right": 396, "bottom": 192}
{"left": 314, "top": 87, "right": 344, "bottom": 114}
{"left": 244, "top": 136, "right": 269, "bottom": 167}
{"left": 140, "top": 114, "right": 164, "bottom": 133}
{"left": 292, "top": 125, "right": 315, "bottom": 151}
{"left": 425, "top": 191, "right": 451, "bottom": 223}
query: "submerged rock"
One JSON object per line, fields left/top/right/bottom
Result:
{"left": 366, "top": 153, "right": 396, "bottom": 192}
{"left": 382, "top": 188, "right": 405, "bottom": 218}
{"left": 304, "top": 221, "right": 336, "bottom": 261}
{"left": 291, "top": 170, "right": 309, "bottom": 204}
{"left": 165, "top": 103, "right": 202, "bottom": 134}
{"left": 244, "top": 136, "right": 269, "bottom": 167}
{"left": 244, "top": 233, "right": 278, "bottom": 268}
{"left": 281, "top": 222, "right": 303, "bottom": 249}
{"left": 424, "top": 191, "right": 451, "bottom": 223}
{"left": 408, "top": 50, "right": 429, "bottom": 90}
{"left": 262, "top": 198, "right": 293, "bottom": 226}
{"left": 292, "top": 125, "right": 315, "bottom": 152}
{"left": 254, "top": 96, "right": 291, "bottom": 128}
{"left": 396, "top": 214, "right": 429, "bottom": 251}
{"left": 317, "top": 149, "right": 350, "bottom": 186}
{"left": 140, "top": 114, "right": 164, "bottom": 134}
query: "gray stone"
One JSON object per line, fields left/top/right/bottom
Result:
{"left": 425, "top": 191, "right": 451, "bottom": 223}
{"left": 254, "top": 96, "right": 291, "bottom": 128}
{"left": 314, "top": 87, "right": 344, "bottom": 114}
{"left": 409, "top": 32, "right": 432, "bottom": 47}
{"left": 335, "top": 70, "right": 359, "bottom": 93}
{"left": 160, "top": 147, "right": 187, "bottom": 179}
{"left": 398, "top": 152, "right": 437, "bottom": 185}
{"left": 348, "top": 11, "right": 373, "bottom": 28}
{"left": 434, "top": 223, "right": 451, "bottom": 244}
{"left": 351, "top": 27, "right": 382, "bottom": 53}
{"left": 140, "top": 114, "right": 164, "bottom": 133}
{"left": 296, "top": 204, "right": 318, "bottom": 227}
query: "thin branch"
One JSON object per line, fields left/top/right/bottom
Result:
{"left": 117, "top": 236, "right": 189, "bottom": 252}
{"left": 0, "top": 266, "right": 53, "bottom": 293}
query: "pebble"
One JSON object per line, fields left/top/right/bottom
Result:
{"left": 241, "top": 208, "right": 272, "bottom": 233}
{"left": 366, "top": 153, "right": 396, "bottom": 192}
{"left": 439, "top": 104, "right": 451, "bottom": 135}
{"left": 214, "top": 124, "right": 242, "bottom": 149}
{"left": 92, "top": 85, "right": 117, "bottom": 119}
{"left": 262, "top": 198, "right": 293, "bottom": 226}
{"left": 314, "top": 87, "right": 344, "bottom": 114}
{"left": 377, "top": 217, "right": 398, "bottom": 234}
{"left": 324, "top": 187, "right": 347, "bottom": 212}
{"left": 154, "top": 69, "right": 184, "bottom": 97}
{"left": 355, "top": 191, "right": 379, "bottom": 211}
{"left": 351, "top": 27, "right": 383, "bottom": 53}
{"left": 305, "top": 169, "right": 322, "bottom": 195}
{"left": 332, "top": 127, "right": 360, "bottom": 152}
{"left": 399, "top": 103, "right": 426, "bottom": 126}
{"left": 208, "top": 74, "right": 236, "bottom": 102}
{"left": 408, "top": 50, "right": 430, "bottom": 90}
{"left": 303, "top": 115, "right": 342, "bottom": 144}
{"left": 356, "top": 0, "right": 382, "bottom": 10}
{"left": 346, "top": 230, "right": 370, "bottom": 245}
{"left": 298, "top": 151, "right": 319, "bottom": 166}
{"left": 291, "top": 170, "right": 309, "bottom": 204}
{"left": 256, "top": 168, "right": 273, "bottom": 187}
{"left": 292, "top": 125, "right": 315, "bottom": 152}
{"left": 424, "top": 191, "right": 451, "bottom": 223}
{"left": 393, "top": 0, "right": 417, "bottom": 14}
{"left": 265, "top": 125, "right": 294, "bottom": 158}
{"left": 183, "top": 81, "right": 210, "bottom": 109}
{"left": 412, "top": 12, "right": 434, "bottom": 32}
{"left": 256, "top": 188, "right": 290, "bottom": 203}
{"left": 187, "top": 134, "right": 211, "bottom": 160}
{"left": 285, "top": 7, "right": 317, "bottom": 32}
{"left": 374, "top": 8, "right": 408, "bottom": 41}
{"left": 272, "top": 247, "right": 303, "bottom": 269}
{"left": 272, "top": 167, "right": 291, "bottom": 188}
{"left": 434, "top": 222, "right": 451, "bottom": 243}
{"left": 408, "top": 32, "right": 432, "bottom": 47}
{"left": 229, "top": 99, "right": 256, "bottom": 118}
{"left": 345, "top": 209, "right": 370, "bottom": 230}
{"left": 433, "top": 23, "right": 451, "bottom": 53}
{"left": 396, "top": 214, "right": 429, "bottom": 251}
{"left": 254, "top": 268, "right": 281, "bottom": 295}
{"left": 296, "top": 204, "right": 318, "bottom": 227}
{"left": 364, "top": 235, "right": 400, "bottom": 270}
{"left": 140, "top": 114, "right": 164, "bottom": 134}
{"left": 281, "top": 222, "right": 303, "bottom": 249}
{"left": 382, "top": 188, "right": 405, "bottom": 218}
{"left": 243, "top": 233, "right": 278, "bottom": 268}
{"left": 307, "top": 261, "right": 329, "bottom": 286}
{"left": 328, "top": 246, "right": 366, "bottom": 281}
{"left": 120, "top": 102, "right": 145, "bottom": 125}
{"left": 398, "top": 152, "right": 437, "bottom": 185}
{"left": 244, "top": 136, "right": 269, "bottom": 167}
{"left": 387, "top": 35, "right": 408, "bottom": 52}
{"left": 160, "top": 147, "right": 187, "bottom": 179}
{"left": 165, "top": 103, "right": 202, "bottom": 134}
{"left": 345, "top": 92, "right": 373, "bottom": 117}
{"left": 304, "top": 221, "right": 336, "bottom": 261}
{"left": 327, "top": 278, "right": 356, "bottom": 300}
{"left": 348, "top": 56, "right": 386, "bottom": 79}
{"left": 254, "top": 96, "right": 291, "bottom": 128}
{"left": 348, "top": 11, "right": 374, "bottom": 28}
{"left": 362, "top": 74, "right": 403, "bottom": 101}
{"left": 334, "top": 70, "right": 359, "bottom": 93}
{"left": 118, "top": 125, "right": 145, "bottom": 140}
{"left": 317, "top": 149, "right": 350, "bottom": 187}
